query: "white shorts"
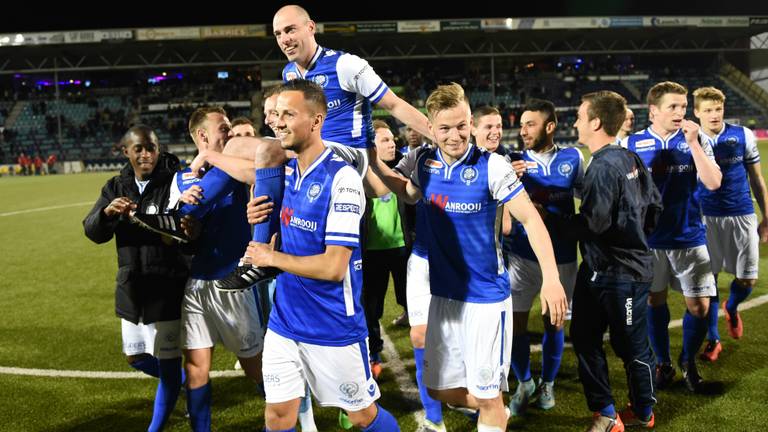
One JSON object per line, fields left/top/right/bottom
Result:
{"left": 507, "top": 254, "right": 577, "bottom": 319}
{"left": 327, "top": 142, "right": 369, "bottom": 177}
{"left": 181, "top": 278, "right": 266, "bottom": 358}
{"left": 424, "top": 295, "right": 512, "bottom": 399}
{"left": 121, "top": 319, "right": 181, "bottom": 359}
{"left": 651, "top": 246, "right": 717, "bottom": 298}
{"left": 262, "top": 330, "right": 380, "bottom": 411}
{"left": 406, "top": 253, "right": 431, "bottom": 326}
{"left": 704, "top": 214, "right": 759, "bottom": 280}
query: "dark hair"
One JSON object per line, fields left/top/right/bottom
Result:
{"left": 647, "top": 81, "right": 687, "bottom": 107}
{"left": 581, "top": 91, "right": 627, "bottom": 137}
{"left": 522, "top": 98, "right": 557, "bottom": 125}
{"left": 231, "top": 117, "right": 255, "bottom": 128}
{"left": 278, "top": 79, "right": 328, "bottom": 115}
{"left": 263, "top": 85, "right": 281, "bottom": 99}
{"left": 120, "top": 124, "right": 158, "bottom": 149}
{"left": 473, "top": 105, "right": 501, "bottom": 122}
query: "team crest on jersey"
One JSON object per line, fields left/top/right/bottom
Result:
{"left": 460, "top": 166, "right": 479, "bottom": 185}
{"left": 677, "top": 140, "right": 690, "bottom": 153}
{"left": 312, "top": 74, "right": 329, "bottom": 88}
{"left": 558, "top": 162, "right": 573, "bottom": 177}
{"left": 285, "top": 71, "right": 298, "bottom": 81}
{"left": 339, "top": 382, "right": 359, "bottom": 398}
{"left": 307, "top": 182, "right": 323, "bottom": 202}
{"left": 725, "top": 136, "right": 739, "bottom": 146}
{"left": 635, "top": 138, "right": 656, "bottom": 149}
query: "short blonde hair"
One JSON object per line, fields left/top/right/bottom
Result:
{"left": 372, "top": 120, "right": 390, "bottom": 131}
{"left": 693, "top": 86, "right": 726, "bottom": 109}
{"left": 425, "top": 82, "right": 469, "bottom": 119}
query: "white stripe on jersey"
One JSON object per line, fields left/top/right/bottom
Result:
{"left": 352, "top": 94, "right": 364, "bottom": 138}
{"left": 343, "top": 266, "right": 354, "bottom": 316}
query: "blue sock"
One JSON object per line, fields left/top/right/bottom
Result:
{"left": 635, "top": 404, "right": 653, "bottom": 420}
{"left": 727, "top": 280, "right": 752, "bottom": 316}
{"left": 187, "top": 382, "right": 211, "bottom": 432}
{"left": 148, "top": 358, "right": 182, "bottom": 432}
{"left": 681, "top": 310, "right": 707, "bottom": 363}
{"left": 511, "top": 333, "right": 532, "bottom": 382}
{"left": 414, "top": 348, "right": 442, "bottom": 424}
{"left": 264, "top": 428, "right": 296, "bottom": 432}
{"left": 599, "top": 404, "right": 616, "bottom": 418}
{"left": 252, "top": 167, "right": 284, "bottom": 244}
{"left": 362, "top": 405, "right": 400, "bottom": 431}
{"left": 647, "top": 304, "right": 671, "bottom": 364}
{"left": 179, "top": 167, "right": 238, "bottom": 219}
{"left": 707, "top": 294, "right": 721, "bottom": 341}
{"left": 298, "top": 382, "right": 312, "bottom": 414}
{"left": 541, "top": 327, "right": 564, "bottom": 383}
{"left": 129, "top": 355, "right": 159, "bottom": 378}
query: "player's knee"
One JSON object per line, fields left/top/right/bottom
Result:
{"left": 265, "top": 404, "right": 298, "bottom": 430}
{"left": 409, "top": 327, "right": 426, "bottom": 348}
{"left": 687, "top": 302, "right": 709, "bottom": 319}
{"left": 735, "top": 278, "right": 757, "bottom": 288}
{"left": 346, "top": 403, "right": 378, "bottom": 428}
{"left": 254, "top": 138, "right": 287, "bottom": 169}
{"left": 648, "top": 291, "right": 667, "bottom": 307}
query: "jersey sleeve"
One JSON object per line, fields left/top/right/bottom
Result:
{"left": 167, "top": 172, "right": 181, "bottom": 211}
{"left": 744, "top": 127, "right": 760, "bottom": 165}
{"left": 699, "top": 136, "right": 717, "bottom": 163}
{"left": 325, "top": 165, "right": 366, "bottom": 248}
{"left": 337, "top": 53, "right": 389, "bottom": 104}
{"left": 325, "top": 141, "right": 368, "bottom": 177}
{"left": 394, "top": 145, "right": 426, "bottom": 189}
{"left": 488, "top": 152, "right": 524, "bottom": 203}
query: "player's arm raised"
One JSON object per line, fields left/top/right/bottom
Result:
{"left": 684, "top": 119, "right": 721, "bottom": 190}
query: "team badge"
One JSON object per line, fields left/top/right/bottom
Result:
{"left": 307, "top": 182, "right": 323, "bottom": 202}
{"left": 312, "top": 74, "right": 329, "bottom": 88}
{"left": 677, "top": 140, "right": 690, "bottom": 153}
{"left": 339, "top": 382, "right": 359, "bottom": 398}
{"left": 725, "top": 136, "right": 738, "bottom": 146}
{"left": 460, "top": 166, "right": 479, "bottom": 185}
{"left": 558, "top": 162, "right": 573, "bottom": 177}
{"left": 145, "top": 203, "right": 159, "bottom": 214}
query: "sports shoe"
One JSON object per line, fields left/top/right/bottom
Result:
{"left": 508, "top": 379, "right": 536, "bottom": 416}
{"left": 338, "top": 409, "right": 353, "bottom": 430}
{"left": 699, "top": 340, "right": 723, "bottom": 362}
{"left": 678, "top": 354, "right": 703, "bottom": 393}
{"left": 654, "top": 362, "right": 676, "bottom": 390}
{"left": 722, "top": 301, "right": 743, "bottom": 339}
{"left": 534, "top": 378, "right": 555, "bottom": 410}
{"left": 370, "top": 361, "right": 383, "bottom": 380}
{"left": 130, "top": 212, "right": 189, "bottom": 243}
{"left": 392, "top": 312, "right": 409, "bottom": 327}
{"left": 618, "top": 405, "right": 655, "bottom": 428}
{"left": 415, "top": 418, "right": 447, "bottom": 432}
{"left": 234, "top": 359, "right": 242, "bottom": 370}
{"left": 215, "top": 264, "right": 281, "bottom": 292}
{"left": 586, "top": 413, "right": 625, "bottom": 432}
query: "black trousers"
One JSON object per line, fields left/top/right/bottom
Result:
{"left": 571, "top": 263, "right": 657, "bottom": 412}
{"left": 362, "top": 247, "right": 408, "bottom": 356}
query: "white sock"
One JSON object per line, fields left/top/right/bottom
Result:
{"left": 477, "top": 424, "right": 503, "bottom": 432}
{"left": 297, "top": 385, "right": 318, "bottom": 432}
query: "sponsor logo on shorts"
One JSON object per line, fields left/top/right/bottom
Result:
{"left": 625, "top": 298, "right": 633, "bottom": 325}
{"left": 264, "top": 374, "right": 281, "bottom": 385}
{"left": 339, "top": 382, "right": 359, "bottom": 399}
{"left": 476, "top": 367, "right": 494, "bottom": 385}
{"left": 367, "top": 383, "right": 376, "bottom": 397}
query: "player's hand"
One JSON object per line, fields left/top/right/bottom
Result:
{"left": 180, "top": 185, "right": 204, "bottom": 205}
{"left": 759, "top": 218, "right": 768, "bottom": 243}
{"left": 190, "top": 151, "right": 208, "bottom": 177}
{"left": 104, "top": 197, "right": 136, "bottom": 217}
{"left": 247, "top": 195, "right": 274, "bottom": 225}
{"left": 540, "top": 279, "right": 567, "bottom": 327}
{"left": 682, "top": 119, "right": 701, "bottom": 145}
{"left": 180, "top": 215, "right": 202, "bottom": 240}
{"left": 511, "top": 160, "right": 527, "bottom": 178}
{"left": 244, "top": 234, "right": 277, "bottom": 267}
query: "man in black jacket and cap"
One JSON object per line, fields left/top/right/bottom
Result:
{"left": 83, "top": 125, "right": 192, "bottom": 432}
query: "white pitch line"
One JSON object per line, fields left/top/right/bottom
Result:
{"left": 0, "top": 201, "right": 92, "bottom": 217}
{"left": 380, "top": 327, "right": 425, "bottom": 426}
{"left": 2, "top": 294, "right": 767, "bottom": 382}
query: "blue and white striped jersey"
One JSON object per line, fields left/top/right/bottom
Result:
{"left": 622, "top": 128, "right": 716, "bottom": 249}
{"left": 168, "top": 168, "right": 250, "bottom": 280}
{"left": 268, "top": 148, "right": 368, "bottom": 346}
{"left": 506, "top": 146, "right": 584, "bottom": 264}
{"left": 699, "top": 123, "right": 760, "bottom": 217}
{"left": 397, "top": 144, "right": 524, "bottom": 303}
{"left": 283, "top": 46, "right": 389, "bottom": 149}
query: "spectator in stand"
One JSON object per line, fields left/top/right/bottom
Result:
{"left": 34, "top": 154, "right": 44, "bottom": 175}
{"left": 47, "top": 154, "right": 57, "bottom": 174}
